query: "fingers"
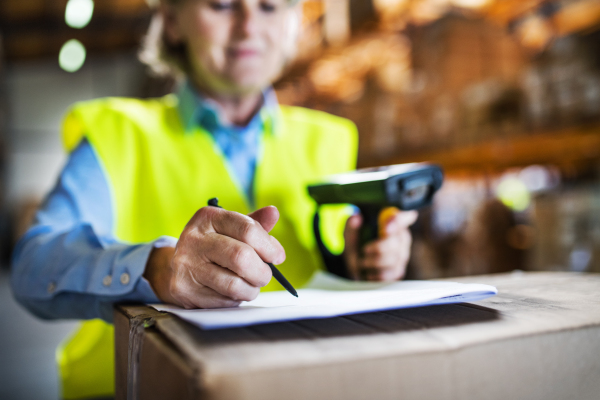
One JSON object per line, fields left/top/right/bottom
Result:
{"left": 356, "top": 227, "right": 412, "bottom": 282}
{"left": 343, "top": 213, "right": 362, "bottom": 258}
{"left": 194, "top": 261, "right": 262, "bottom": 301}
{"left": 362, "top": 229, "right": 412, "bottom": 267}
{"left": 343, "top": 210, "right": 415, "bottom": 281}
{"left": 343, "top": 213, "right": 362, "bottom": 279}
{"left": 248, "top": 206, "right": 279, "bottom": 233}
{"left": 170, "top": 279, "right": 243, "bottom": 309}
{"left": 383, "top": 211, "right": 418, "bottom": 236}
{"left": 165, "top": 205, "right": 286, "bottom": 309}
{"left": 202, "top": 233, "right": 272, "bottom": 287}
{"left": 170, "top": 248, "right": 263, "bottom": 304}
{"left": 197, "top": 206, "right": 285, "bottom": 265}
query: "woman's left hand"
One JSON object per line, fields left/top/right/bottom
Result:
{"left": 343, "top": 210, "right": 418, "bottom": 281}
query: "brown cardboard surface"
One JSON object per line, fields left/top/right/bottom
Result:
{"left": 137, "top": 331, "right": 198, "bottom": 400}
{"left": 115, "top": 272, "right": 600, "bottom": 400}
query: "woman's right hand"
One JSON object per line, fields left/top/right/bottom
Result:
{"left": 143, "top": 205, "right": 285, "bottom": 309}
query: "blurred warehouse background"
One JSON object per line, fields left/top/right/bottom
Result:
{"left": 1, "top": 0, "right": 600, "bottom": 398}
{"left": 276, "top": 0, "right": 600, "bottom": 279}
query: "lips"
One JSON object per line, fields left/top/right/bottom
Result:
{"left": 227, "top": 46, "right": 262, "bottom": 58}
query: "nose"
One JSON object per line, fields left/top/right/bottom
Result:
{"left": 234, "top": 3, "right": 260, "bottom": 39}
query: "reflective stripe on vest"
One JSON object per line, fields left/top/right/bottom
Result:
{"left": 57, "top": 95, "right": 357, "bottom": 399}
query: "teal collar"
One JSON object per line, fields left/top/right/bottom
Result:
{"left": 176, "top": 81, "right": 280, "bottom": 136}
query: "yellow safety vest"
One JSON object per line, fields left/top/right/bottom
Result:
{"left": 55, "top": 94, "right": 358, "bottom": 399}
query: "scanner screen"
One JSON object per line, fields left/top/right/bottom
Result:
{"left": 400, "top": 178, "right": 431, "bottom": 209}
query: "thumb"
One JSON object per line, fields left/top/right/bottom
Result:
{"left": 344, "top": 213, "right": 362, "bottom": 259}
{"left": 247, "top": 206, "right": 280, "bottom": 233}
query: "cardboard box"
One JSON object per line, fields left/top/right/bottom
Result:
{"left": 115, "top": 272, "right": 600, "bottom": 400}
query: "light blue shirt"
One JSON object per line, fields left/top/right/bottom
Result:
{"left": 10, "top": 83, "right": 279, "bottom": 322}
{"left": 179, "top": 82, "right": 279, "bottom": 204}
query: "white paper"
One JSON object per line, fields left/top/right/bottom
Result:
{"left": 151, "top": 272, "right": 497, "bottom": 330}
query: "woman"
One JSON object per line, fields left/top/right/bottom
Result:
{"left": 11, "top": 0, "right": 416, "bottom": 398}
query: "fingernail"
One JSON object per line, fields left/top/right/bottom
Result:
{"left": 272, "top": 246, "right": 286, "bottom": 264}
{"left": 270, "top": 237, "right": 284, "bottom": 260}
{"left": 274, "top": 252, "right": 285, "bottom": 265}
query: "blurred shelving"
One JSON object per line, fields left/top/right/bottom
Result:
{"left": 376, "top": 124, "right": 600, "bottom": 176}
{"left": 275, "top": 0, "right": 600, "bottom": 179}
{"left": 0, "top": 0, "right": 151, "bottom": 61}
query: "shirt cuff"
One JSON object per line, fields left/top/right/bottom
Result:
{"left": 119, "top": 236, "right": 178, "bottom": 304}
{"left": 153, "top": 235, "right": 178, "bottom": 249}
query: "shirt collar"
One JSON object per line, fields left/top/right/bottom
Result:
{"left": 176, "top": 80, "right": 280, "bottom": 136}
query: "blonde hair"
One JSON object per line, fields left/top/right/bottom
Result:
{"left": 139, "top": 2, "right": 187, "bottom": 78}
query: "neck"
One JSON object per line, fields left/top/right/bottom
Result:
{"left": 190, "top": 80, "right": 264, "bottom": 127}
{"left": 212, "top": 92, "right": 264, "bottom": 127}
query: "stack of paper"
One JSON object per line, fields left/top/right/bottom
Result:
{"left": 151, "top": 272, "right": 497, "bottom": 330}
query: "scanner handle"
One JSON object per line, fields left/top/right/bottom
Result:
{"left": 357, "top": 205, "right": 381, "bottom": 249}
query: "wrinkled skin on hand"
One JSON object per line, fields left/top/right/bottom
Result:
{"left": 343, "top": 211, "right": 418, "bottom": 281}
{"left": 144, "top": 206, "right": 285, "bottom": 309}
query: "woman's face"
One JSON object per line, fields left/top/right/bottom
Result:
{"left": 165, "top": 0, "right": 296, "bottom": 96}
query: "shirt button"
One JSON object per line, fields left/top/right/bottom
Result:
{"left": 102, "top": 275, "right": 112, "bottom": 287}
{"left": 47, "top": 282, "right": 56, "bottom": 294}
{"left": 120, "top": 273, "right": 130, "bottom": 285}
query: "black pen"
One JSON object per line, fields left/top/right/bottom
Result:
{"left": 207, "top": 198, "right": 298, "bottom": 297}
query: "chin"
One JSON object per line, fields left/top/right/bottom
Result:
{"left": 227, "top": 77, "right": 274, "bottom": 95}
{"left": 226, "top": 65, "right": 280, "bottom": 92}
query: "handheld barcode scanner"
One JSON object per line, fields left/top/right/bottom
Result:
{"left": 308, "top": 163, "right": 444, "bottom": 247}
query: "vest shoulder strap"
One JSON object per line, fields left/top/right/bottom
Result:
{"left": 62, "top": 99, "right": 358, "bottom": 177}
{"left": 279, "top": 105, "right": 358, "bottom": 142}
{"left": 61, "top": 95, "right": 180, "bottom": 153}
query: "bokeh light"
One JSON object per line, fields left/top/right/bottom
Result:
{"left": 496, "top": 177, "right": 531, "bottom": 212}
{"left": 58, "top": 39, "right": 87, "bottom": 72}
{"left": 451, "top": 0, "right": 491, "bottom": 9}
{"left": 65, "top": 0, "right": 94, "bottom": 29}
